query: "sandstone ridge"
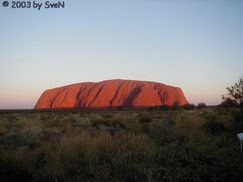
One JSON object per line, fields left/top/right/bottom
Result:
{"left": 35, "top": 79, "right": 188, "bottom": 109}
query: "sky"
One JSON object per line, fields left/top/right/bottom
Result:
{"left": 0, "top": 0, "right": 243, "bottom": 109}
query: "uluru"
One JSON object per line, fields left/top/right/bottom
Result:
{"left": 35, "top": 79, "right": 188, "bottom": 109}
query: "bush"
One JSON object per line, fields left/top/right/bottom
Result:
{"left": 233, "top": 111, "right": 243, "bottom": 123}
{"left": 183, "top": 104, "right": 196, "bottom": 110}
{"left": 139, "top": 116, "right": 152, "bottom": 123}
{"left": 221, "top": 98, "right": 237, "bottom": 107}
{"left": 0, "top": 128, "right": 41, "bottom": 148}
{"left": 0, "top": 151, "right": 33, "bottom": 182}
{"left": 159, "top": 105, "right": 171, "bottom": 111}
{"left": 197, "top": 102, "right": 206, "bottom": 109}
{"left": 111, "top": 121, "right": 126, "bottom": 129}
{"left": 172, "top": 103, "right": 181, "bottom": 110}
{"left": 201, "top": 120, "right": 225, "bottom": 135}
{"left": 240, "top": 101, "right": 243, "bottom": 111}
{"left": 91, "top": 118, "right": 110, "bottom": 128}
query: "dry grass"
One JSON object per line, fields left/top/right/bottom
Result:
{"left": 0, "top": 107, "right": 243, "bottom": 181}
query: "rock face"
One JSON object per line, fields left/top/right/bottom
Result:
{"left": 35, "top": 79, "right": 188, "bottom": 109}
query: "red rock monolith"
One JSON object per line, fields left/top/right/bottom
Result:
{"left": 35, "top": 79, "right": 188, "bottom": 109}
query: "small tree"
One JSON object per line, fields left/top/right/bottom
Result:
{"left": 182, "top": 104, "right": 195, "bottom": 110}
{"left": 222, "top": 76, "right": 243, "bottom": 106}
{"left": 221, "top": 98, "right": 236, "bottom": 107}
{"left": 197, "top": 102, "right": 206, "bottom": 109}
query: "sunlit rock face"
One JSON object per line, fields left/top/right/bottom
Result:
{"left": 35, "top": 79, "right": 189, "bottom": 109}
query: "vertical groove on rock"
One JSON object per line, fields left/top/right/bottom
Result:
{"left": 82, "top": 84, "right": 98, "bottom": 107}
{"left": 75, "top": 85, "right": 88, "bottom": 108}
{"left": 50, "top": 88, "right": 65, "bottom": 108}
{"left": 154, "top": 84, "right": 165, "bottom": 104}
{"left": 109, "top": 80, "right": 125, "bottom": 107}
{"left": 123, "top": 84, "right": 143, "bottom": 107}
{"left": 163, "top": 91, "right": 167, "bottom": 104}
{"left": 88, "top": 83, "right": 105, "bottom": 108}
{"left": 63, "top": 90, "right": 69, "bottom": 104}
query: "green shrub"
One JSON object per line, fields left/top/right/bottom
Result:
{"left": 102, "top": 113, "right": 113, "bottom": 118}
{"left": 0, "top": 151, "right": 33, "bottom": 182}
{"left": 197, "top": 102, "right": 206, "bottom": 109}
{"left": 0, "top": 128, "right": 42, "bottom": 148}
{"left": 240, "top": 102, "right": 243, "bottom": 113}
{"left": 139, "top": 116, "right": 152, "bottom": 123}
{"left": 172, "top": 103, "right": 181, "bottom": 110}
{"left": 159, "top": 105, "right": 171, "bottom": 111}
{"left": 91, "top": 118, "right": 110, "bottom": 128}
{"left": 111, "top": 121, "right": 126, "bottom": 129}
{"left": 201, "top": 120, "right": 225, "bottom": 135}
{"left": 183, "top": 104, "right": 196, "bottom": 110}
{"left": 221, "top": 98, "right": 237, "bottom": 107}
{"left": 233, "top": 111, "right": 243, "bottom": 123}
{"left": 40, "top": 129, "right": 62, "bottom": 142}
{"left": 203, "top": 113, "right": 217, "bottom": 121}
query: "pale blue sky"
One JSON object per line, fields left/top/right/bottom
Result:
{"left": 0, "top": 0, "right": 243, "bottom": 109}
